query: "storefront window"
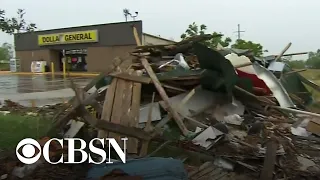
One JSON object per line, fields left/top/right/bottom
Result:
{"left": 63, "top": 49, "right": 87, "bottom": 72}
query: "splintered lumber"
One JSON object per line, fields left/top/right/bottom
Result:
{"left": 234, "top": 86, "right": 276, "bottom": 105}
{"left": 275, "top": 42, "right": 292, "bottom": 62}
{"left": 140, "top": 57, "right": 190, "bottom": 136}
{"left": 47, "top": 91, "right": 99, "bottom": 135}
{"left": 70, "top": 81, "right": 151, "bottom": 141}
{"left": 127, "top": 70, "right": 142, "bottom": 153}
{"left": 272, "top": 106, "right": 320, "bottom": 118}
{"left": 109, "top": 72, "right": 151, "bottom": 84}
{"left": 260, "top": 141, "right": 277, "bottom": 180}
{"left": 162, "top": 83, "right": 187, "bottom": 93}
{"left": 50, "top": 58, "right": 124, "bottom": 133}
{"left": 132, "top": 26, "right": 142, "bottom": 46}
{"left": 109, "top": 78, "right": 126, "bottom": 143}
{"left": 97, "top": 78, "right": 118, "bottom": 140}
{"left": 98, "top": 70, "right": 142, "bottom": 153}
{"left": 117, "top": 70, "right": 134, "bottom": 151}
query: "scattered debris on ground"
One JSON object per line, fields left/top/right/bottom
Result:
{"left": 0, "top": 99, "right": 65, "bottom": 117}
{"left": 1, "top": 31, "right": 320, "bottom": 179}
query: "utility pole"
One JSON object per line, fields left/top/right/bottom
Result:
{"left": 234, "top": 24, "right": 245, "bottom": 40}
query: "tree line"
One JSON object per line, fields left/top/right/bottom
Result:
{"left": 284, "top": 50, "right": 320, "bottom": 69}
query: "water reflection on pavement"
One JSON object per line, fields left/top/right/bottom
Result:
{"left": 0, "top": 75, "right": 93, "bottom": 107}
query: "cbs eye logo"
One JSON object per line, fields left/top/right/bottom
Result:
{"left": 16, "top": 138, "right": 42, "bottom": 164}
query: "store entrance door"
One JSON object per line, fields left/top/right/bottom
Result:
{"left": 61, "top": 49, "right": 88, "bottom": 72}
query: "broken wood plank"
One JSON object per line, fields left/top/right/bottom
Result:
{"left": 96, "top": 119, "right": 151, "bottom": 141}
{"left": 235, "top": 86, "right": 276, "bottom": 105}
{"left": 127, "top": 70, "right": 142, "bottom": 153}
{"left": 162, "top": 83, "right": 187, "bottom": 92}
{"left": 275, "top": 42, "right": 292, "bottom": 62}
{"left": 140, "top": 57, "right": 189, "bottom": 136}
{"left": 98, "top": 78, "right": 118, "bottom": 139}
{"left": 132, "top": 26, "right": 142, "bottom": 46}
{"left": 110, "top": 72, "right": 151, "bottom": 84}
{"left": 52, "top": 60, "right": 121, "bottom": 119}
{"left": 159, "top": 76, "right": 201, "bottom": 81}
{"left": 260, "top": 141, "right": 277, "bottom": 180}
{"left": 70, "top": 80, "right": 151, "bottom": 141}
{"left": 109, "top": 78, "right": 127, "bottom": 142}
{"left": 180, "top": 114, "right": 208, "bottom": 129}
{"left": 178, "top": 88, "right": 195, "bottom": 111}
{"left": 151, "top": 115, "right": 171, "bottom": 137}
{"left": 50, "top": 59, "right": 126, "bottom": 134}
{"left": 273, "top": 106, "right": 320, "bottom": 118}
{"left": 47, "top": 91, "right": 101, "bottom": 135}
{"left": 120, "top": 71, "right": 135, "bottom": 153}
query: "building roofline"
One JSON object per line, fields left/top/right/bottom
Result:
{"left": 143, "top": 33, "right": 176, "bottom": 43}
{"left": 15, "top": 20, "right": 143, "bottom": 35}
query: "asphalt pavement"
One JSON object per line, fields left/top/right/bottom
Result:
{"left": 0, "top": 75, "right": 93, "bottom": 107}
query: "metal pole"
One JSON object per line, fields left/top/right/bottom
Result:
{"left": 51, "top": 62, "right": 55, "bottom": 79}
{"left": 237, "top": 24, "right": 240, "bottom": 40}
{"left": 273, "top": 106, "right": 320, "bottom": 118}
{"left": 62, "top": 49, "right": 66, "bottom": 78}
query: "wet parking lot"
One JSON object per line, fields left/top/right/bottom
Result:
{"left": 0, "top": 75, "right": 93, "bottom": 107}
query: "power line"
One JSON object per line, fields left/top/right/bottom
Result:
{"left": 233, "top": 24, "right": 245, "bottom": 40}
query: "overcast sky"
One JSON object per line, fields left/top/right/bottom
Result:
{"left": 1, "top": 0, "right": 318, "bottom": 59}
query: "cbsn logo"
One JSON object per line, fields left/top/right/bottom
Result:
{"left": 16, "top": 138, "right": 128, "bottom": 164}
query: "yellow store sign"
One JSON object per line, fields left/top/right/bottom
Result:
{"left": 38, "top": 30, "right": 98, "bottom": 46}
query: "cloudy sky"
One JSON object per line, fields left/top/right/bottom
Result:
{"left": 1, "top": 0, "right": 318, "bottom": 59}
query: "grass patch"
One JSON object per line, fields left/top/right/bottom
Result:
{"left": 298, "top": 69, "right": 320, "bottom": 101}
{"left": 0, "top": 114, "right": 52, "bottom": 150}
{"left": 304, "top": 83, "right": 320, "bottom": 101}
{"left": 299, "top": 69, "right": 320, "bottom": 80}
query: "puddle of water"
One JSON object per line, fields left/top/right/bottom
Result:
{"left": 0, "top": 75, "right": 92, "bottom": 94}
{"left": 0, "top": 75, "right": 93, "bottom": 106}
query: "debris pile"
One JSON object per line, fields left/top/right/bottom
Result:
{"left": 0, "top": 99, "right": 65, "bottom": 116}
{"left": 2, "top": 33, "right": 320, "bottom": 179}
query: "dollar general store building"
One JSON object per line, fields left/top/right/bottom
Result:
{"left": 14, "top": 21, "right": 175, "bottom": 72}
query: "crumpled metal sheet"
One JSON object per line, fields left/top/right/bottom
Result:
{"left": 252, "top": 62, "right": 295, "bottom": 108}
